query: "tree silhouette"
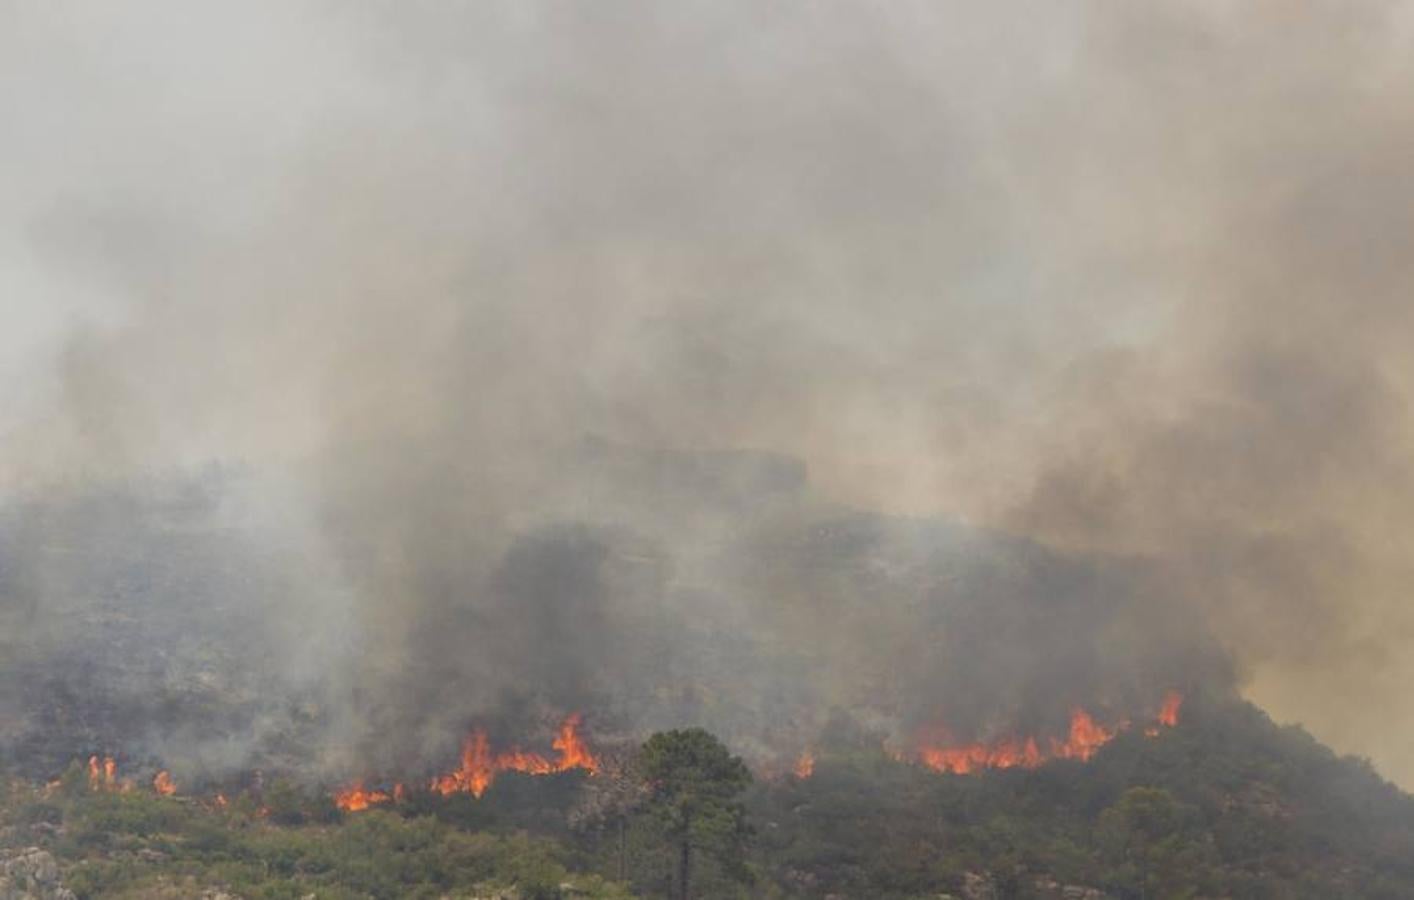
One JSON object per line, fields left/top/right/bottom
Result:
{"left": 640, "top": 728, "right": 752, "bottom": 900}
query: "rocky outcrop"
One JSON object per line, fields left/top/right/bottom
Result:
{"left": 0, "top": 848, "right": 76, "bottom": 900}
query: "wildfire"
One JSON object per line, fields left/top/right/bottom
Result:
{"left": 1052, "top": 708, "right": 1122, "bottom": 762}
{"left": 86, "top": 755, "right": 129, "bottom": 792}
{"left": 1158, "top": 690, "right": 1184, "bottom": 727}
{"left": 430, "top": 714, "right": 599, "bottom": 799}
{"left": 153, "top": 770, "right": 176, "bottom": 796}
{"left": 554, "top": 713, "right": 598, "bottom": 772}
{"left": 431, "top": 731, "right": 498, "bottom": 798}
{"left": 793, "top": 751, "right": 815, "bottom": 779}
{"left": 917, "top": 733, "right": 1045, "bottom": 775}
{"left": 911, "top": 692, "right": 1184, "bottom": 776}
{"left": 88, "top": 755, "right": 111, "bottom": 790}
{"left": 334, "top": 780, "right": 392, "bottom": 812}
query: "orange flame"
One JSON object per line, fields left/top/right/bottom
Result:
{"left": 793, "top": 751, "right": 815, "bottom": 779}
{"left": 1050, "top": 708, "right": 1121, "bottom": 762}
{"left": 917, "top": 733, "right": 1044, "bottom": 775}
{"left": 429, "top": 714, "right": 599, "bottom": 799}
{"left": 87, "top": 756, "right": 122, "bottom": 792}
{"left": 1158, "top": 690, "right": 1183, "bottom": 727}
{"left": 334, "top": 780, "right": 391, "bottom": 812}
{"left": 431, "top": 730, "right": 497, "bottom": 798}
{"left": 913, "top": 694, "right": 1182, "bottom": 776}
{"left": 153, "top": 770, "right": 176, "bottom": 796}
{"left": 553, "top": 713, "right": 599, "bottom": 774}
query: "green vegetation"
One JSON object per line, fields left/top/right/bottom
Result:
{"left": 0, "top": 777, "right": 630, "bottom": 899}
{"left": 640, "top": 729, "right": 752, "bottom": 900}
{"left": 746, "top": 696, "right": 1414, "bottom": 898}
{"left": 3, "top": 702, "right": 1414, "bottom": 898}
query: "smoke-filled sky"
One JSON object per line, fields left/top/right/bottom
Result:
{"left": 4, "top": 1, "right": 1414, "bottom": 786}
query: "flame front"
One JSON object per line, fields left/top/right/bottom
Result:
{"left": 334, "top": 780, "right": 392, "bottom": 812}
{"left": 431, "top": 730, "right": 498, "bottom": 798}
{"left": 918, "top": 734, "right": 1045, "bottom": 775}
{"left": 153, "top": 770, "right": 176, "bottom": 796}
{"left": 86, "top": 756, "right": 129, "bottom": 792}
{"left": 913, "top": 693, "right": 1183, "bottom": 776}
{"left": 428, "top": 714, "right": 600, "bottom": 800}
{"left": 1051, "top": 708, "right": 1121, "bottom": 763}
{"left": 1158, "top": 690, "right": 1183, "bottom": 727}
{"left": 553, "top": 713, "right": 599, "bottom": 774}
{"left": 793, "top": 751, "right": 815, "bottom": 779}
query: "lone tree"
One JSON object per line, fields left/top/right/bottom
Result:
{"left": 640, "top": 728, "right": 752, "bottom": 900}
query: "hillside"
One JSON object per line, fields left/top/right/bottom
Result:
{"left": 2, "top": 473, "right": 1411, "bottom": 897}
{"left": 749, "top": 694, "right": 1414, "bottom": 898}
{"left": 3, "top": 694, "right": 1412, "bottom": 899}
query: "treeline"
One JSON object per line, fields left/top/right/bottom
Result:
{"left": 2, "top": 700, "right": 1413, "bottom": 898}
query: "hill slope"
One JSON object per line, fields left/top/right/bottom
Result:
{"left": 2, "top": 694, "right": 1411, "bottom": 898}
{"left": 749, "top": 694, "right": 1414, "bottom": 898}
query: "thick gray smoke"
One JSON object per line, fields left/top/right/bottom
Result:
{"left": 2, "top": 2, "right": 1413, "bottom": 786}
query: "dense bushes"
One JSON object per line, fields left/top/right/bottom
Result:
{"left": 0, "top": 783, "right": 630, "bottom": 899}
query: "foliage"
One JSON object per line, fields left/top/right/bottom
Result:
{"left": 0, "top": 783, "right": 631, "bottom": 900}
{"left": 640, "top": 728, "right": 753, "bottom": 898}
{"left": 4, "top": 706, "right": 1414, "bottom": 899}
{"left": 746, "top": 698, "right": 1414, "bottom": 898}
